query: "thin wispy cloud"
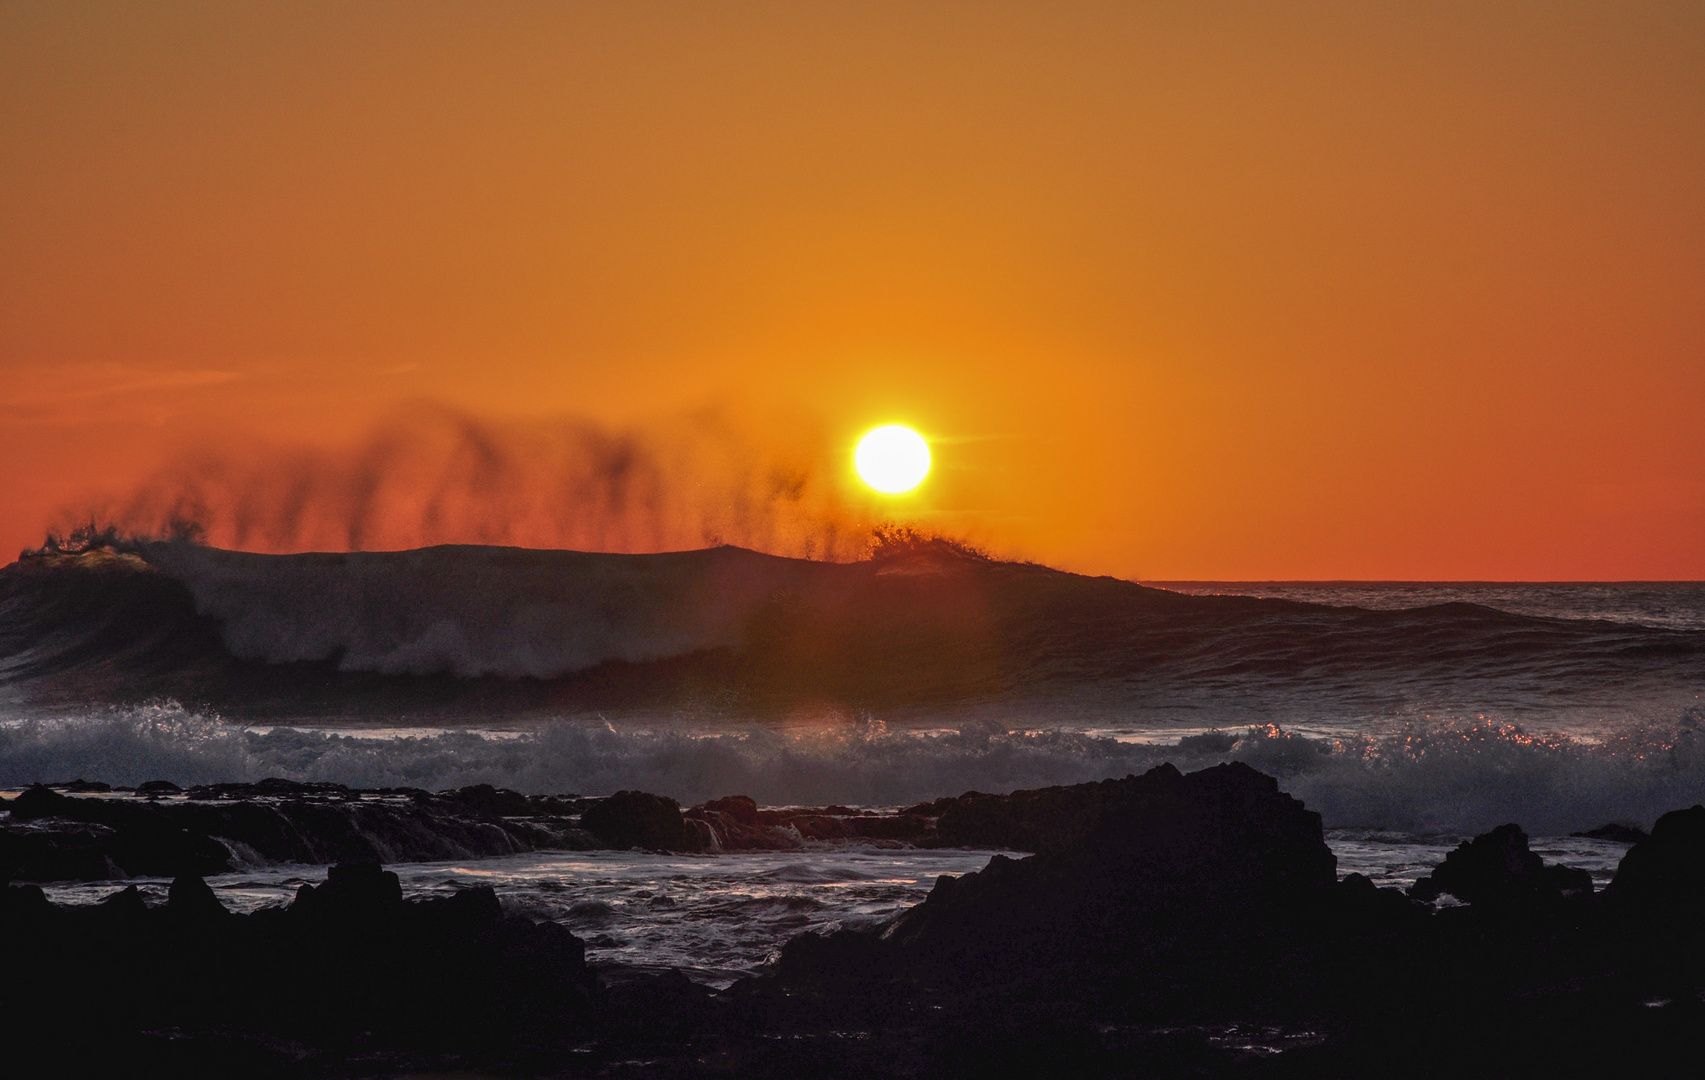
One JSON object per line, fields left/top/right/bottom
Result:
{"left": 0, "top": 365, "right": 242, "bottom": 424}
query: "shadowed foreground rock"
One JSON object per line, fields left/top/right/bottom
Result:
{"left": 5, "top": 769, "right": 1705, "bottom": 1077}
{"left": 579, "top": 789, "right": 703, "bottom": 850}
{"left": 0, "top": 780, "right": 940, "bottom": 881}
{"left": 0, "top": 780, "right": 602, "bottom": 881}
{"left": 710, "top": 766, "right": 1705, "bottom": 1078}
{"left": 1409, "top": 822, "right": 1593, "bottom": 905}
{"left": 0, "top": 861, "right": 594, "bottom": 1074}
{"left": 1604, "top": 804, "right": 1705, "bottom": 910}
{"left": 885, "top": 762, "right": 1336, "bottom": 992}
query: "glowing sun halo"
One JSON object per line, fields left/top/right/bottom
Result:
{"left": 855, "top": 425, "right": 931, "bottom": 494}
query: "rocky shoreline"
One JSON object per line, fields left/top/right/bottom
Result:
{"left": 4, "top": 764, "right": 1704, "bottom": 1076}
{"left": 0, "top": 777, "right": 1011, "bottom": 883}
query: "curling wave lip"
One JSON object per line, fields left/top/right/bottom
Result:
{"left": 3, "top": 543, "right": 1699, "bottom": 724}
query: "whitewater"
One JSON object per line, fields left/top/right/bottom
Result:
{"left": 1, "top": 543, "right": 1702, "bottom": 833}
{"left": 4, "top": 542, "right": 1704, "bottom": 982}
{"left": 3, "top": 702, "right": 1704, "bottom": 835}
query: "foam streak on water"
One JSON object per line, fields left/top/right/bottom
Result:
{"left": 38, "top": 847, "right": 1002, "bottom": 988}
{"left": 34, "top": 832, "right": 1641, "bottom": 987}
{"left": 3, "top": 700, "right": 1703, "bottom": 834}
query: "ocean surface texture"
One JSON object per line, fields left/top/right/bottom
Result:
{"left": 2, "top": 543, "right": 1701, "bottom": 982}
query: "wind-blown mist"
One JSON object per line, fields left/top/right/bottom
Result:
{"left": 52, "top": 405, "right": 883, "bottom": 559}
{"left": 5, "top": 704, "right": 1703, "bottom": 835}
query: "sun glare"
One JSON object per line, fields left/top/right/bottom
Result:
{"left": 855, "top": 425, "right": 931, "bottom": 494}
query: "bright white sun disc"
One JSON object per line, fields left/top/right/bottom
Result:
{"left": 855, "top": 425, "right": 931, "bottom": 493}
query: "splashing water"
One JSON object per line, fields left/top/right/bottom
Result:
{"left": 4, "top": 701, "right": 1703, "bottom": 835}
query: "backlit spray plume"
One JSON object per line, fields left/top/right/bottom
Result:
{"left": 51, "top": 404, "right": 889, "bottom": 559}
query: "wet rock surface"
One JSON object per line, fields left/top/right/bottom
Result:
{"left": 885, "top": 763, "right": 1336, "bottom": 987}
{"left": 580, "top": 789, "right": 703, "bottom": 851}
{"left": 4, "top": 766, "right": 1705, "bottom": 1077}
{"left": 0, "top": 780, "right": 604, "bottom": 881}
{"left": 1, "top": 779, "right": 949, "bottom": 881}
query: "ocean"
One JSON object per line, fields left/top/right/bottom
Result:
{"left": 3, "top": 544, "right": 1702, "bottom": 984}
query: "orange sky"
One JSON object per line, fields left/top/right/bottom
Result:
{"left": 3, "top": 2, "right": 1703, "bottom": 579}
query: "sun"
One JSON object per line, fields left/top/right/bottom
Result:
{"left": 855, "top": 425, "right": 931, "bottom": 494}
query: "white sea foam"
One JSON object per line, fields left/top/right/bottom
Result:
{"left": 3, "top": 702, "right": 1703, "bottom": 834}
{"left": 37, "top": 847, "right": 1004, "bottom": 987}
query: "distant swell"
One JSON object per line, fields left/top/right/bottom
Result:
{"left": 3, "top": 704, "right": 1703, "bottom": 834}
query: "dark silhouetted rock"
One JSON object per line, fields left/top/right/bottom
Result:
{"left": 0, "top": 859, "right": 595, "bottom": 1074}
{"left": 6, "top": 779, "right": 950, "bottom": 882}
{"left": 1605, "top": 804, "right": 1705, "bottom": 910}
{"left": 104, "top": 820, "right": 233, "bottom": 879}
{"left": 0, "top": 827, "right": 116, "bottom": 882}
{"left": 598, "top": 968, "right": 715, "bottom": 1051}
{"left": 1, "top": 781, "right": 603, "bottom": 882}
{"left": 885, "top": 763, "right": 1337, "bottom": 978}
{"left": 901, "top": 770, "right": 1277, "bottom": 854}
{"left": 443, "top": 783, "right": 533, "bottom": 817}
{"left": 5, "top": 785, "right": 233, "bottom": 879}
{"left": 1572, "top": 822, "right": 1650, "bottom": 844}
{"left": 292, "top": 859, "right": 403, "bottom": 920}
{"left": 97, "top": 883, "right": 148, "bottom": 916}
{"left": 167, "top": 874, "right": 229, "bottom": 921}
{"left": 136, "top": 780, "right": 182, "bottom": 797}
{"left": 773, "top": 928, "right": 899, "bottom": 984}
{"left": 1410, "top": 824, "right": 1593, "bottom": 905}
{"left": 55, "top": 779, "right": 112, "bottom": 793}
{"left": 581, "top": 790, "right": 700, "bottom": 851}
{"left": 701, "top": 794, "right": 759, "bottom": 824}
{"left": 432, "top": 881, "right": 503, "bottom": 924}
{"left": 1, "top": 882, "right": 52, "bottom": 918}
{"left": 8, "top": 785, "right": 82, "bottom": 821}
{"left": 13, "top": 769, "right": 1705, "bottom": 1077}
{"left": 1335, "top": 871, "right": 1427, "bottom": 918}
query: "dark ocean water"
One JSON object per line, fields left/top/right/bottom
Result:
{"left": 1150, "top": 581, "right": 1705, "bottom": 633}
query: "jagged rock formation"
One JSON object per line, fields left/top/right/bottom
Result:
{"left": 1409, "top": 822, "right": 1593, "bottom": 905}
{"left": 721, "top": 768, "right": 1705, "bottom": 1078}
{"left": 1604, "top": 804, "right": 1705, "bottom": 910}
{"left": 0, "top": 780, "right": 599, "bottom": 881}
{"left": 0, "top": 861, "right": 594, "bottom": 1073}
{"left": 580, "top": 790, "right": 703, "bottom": 851}
{"left": 1571, "top": 822, "right": 1649, "bottom": 843}
{"left": 1, "top": 780, "right": 949, "bottom": 882}
{"left": 6, "top": 768, "right": 1705, "bottom": 1077}
{"left": 886, "top": 763, "right": 1336, "bottom": 969}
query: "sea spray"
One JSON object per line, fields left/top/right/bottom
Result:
{"left": 10, "top": 544, "right": 1702, "bottom": 725}
{"left": 5, "top": 703, "right": 1704, "bottom": 834}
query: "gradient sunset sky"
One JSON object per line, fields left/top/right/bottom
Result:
{"left": 3, "top": 2, "right": 1702, "bottom": 579}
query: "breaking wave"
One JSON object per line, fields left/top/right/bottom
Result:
{"left": 45, "top": 404, "right": 879, "bottom": 561}
{"left": 4, "top": 703, "right": 1703, "bottom": 835}
{"left": 6, "top": 540, "right": 1703, "bottom": 835}
{"left": 6, "top": 541, "right": 1702, "bottom": 720}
